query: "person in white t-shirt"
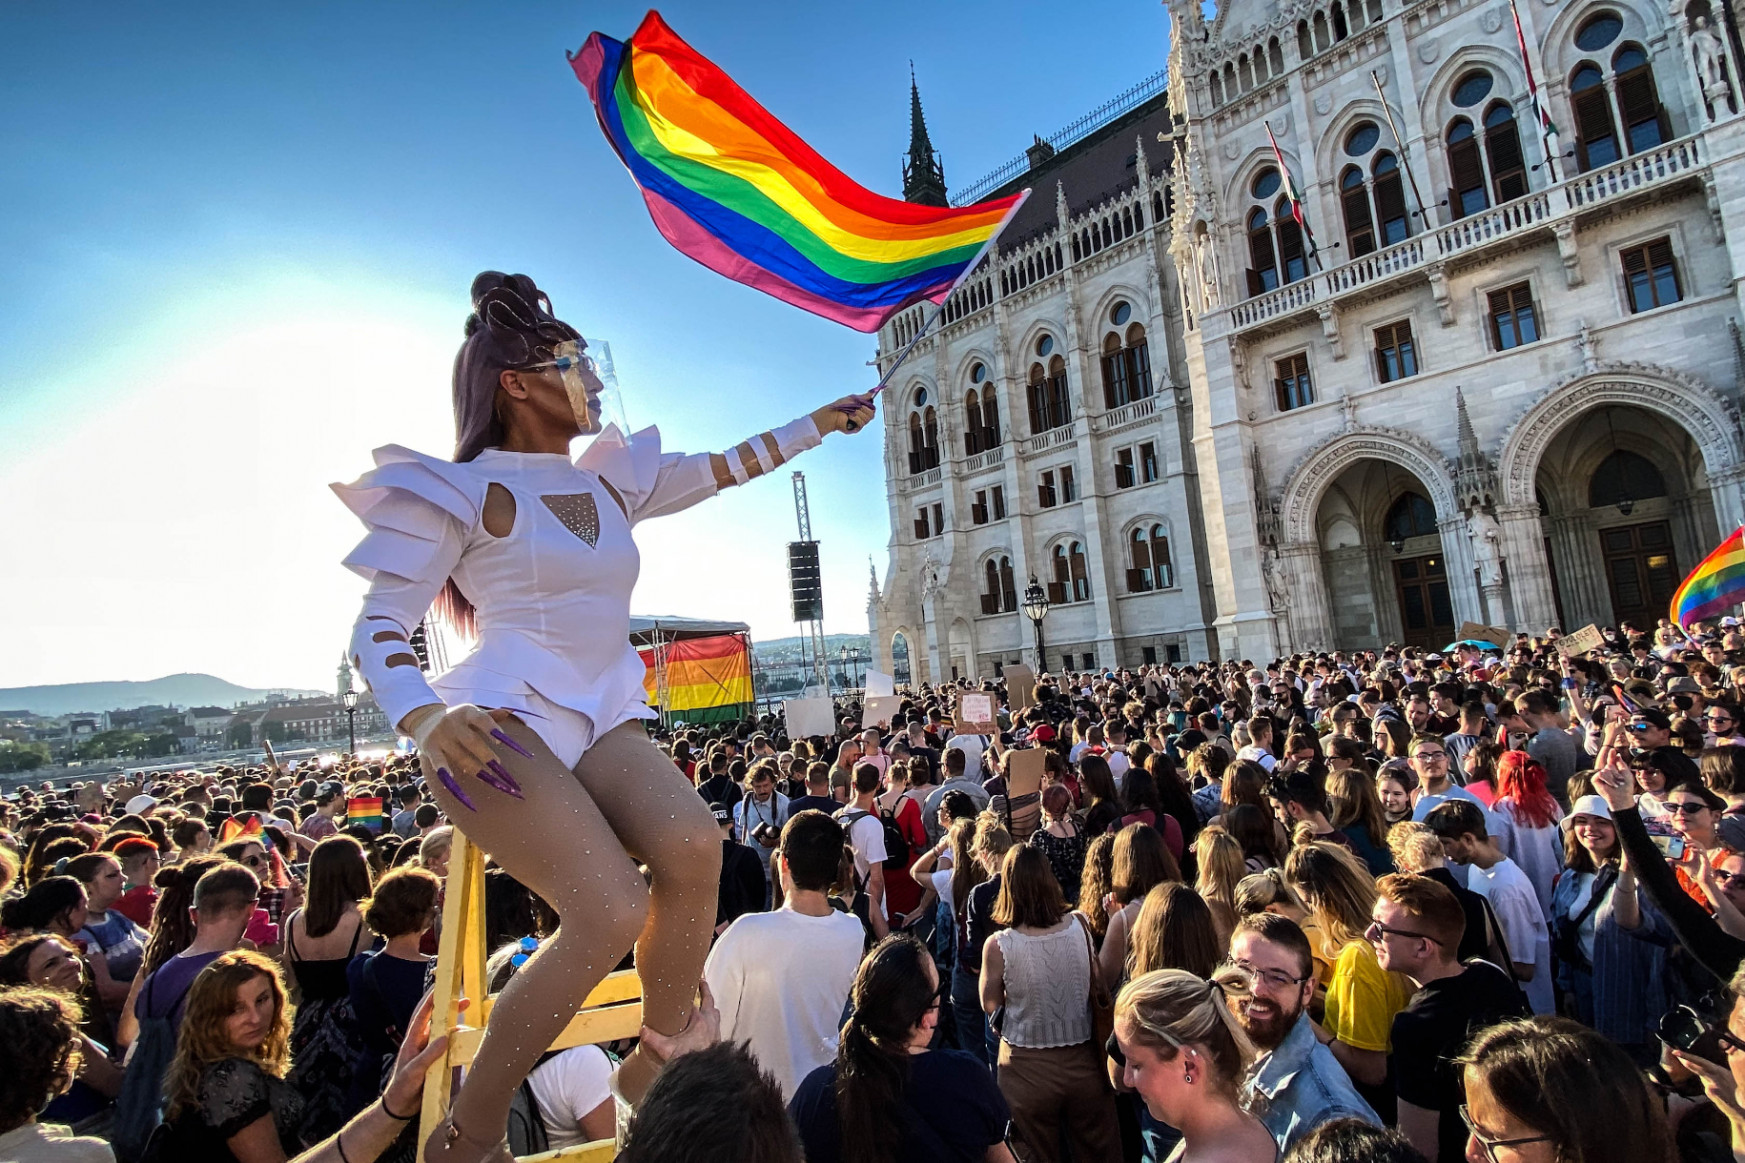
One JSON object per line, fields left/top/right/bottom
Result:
{"left": 1236, "top": 716, "right": 1278, "bottom": 772}
{"left": 945, "top": 731, "right": 986, "bottom": 784}
{"left": 485, "top": 940, "right": 616, "bottom": 1152}
{"left": 704, "top": 809, "right": 866, "bottom": 1099}
{"left": 836, "top": 762, "right": 891, "bottom": 941}
{"left": 1424, "top": 798, "right": 1551, "bottom": 1014}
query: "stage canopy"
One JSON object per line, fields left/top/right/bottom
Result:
{"left": 630, "top": 615, "right": 753, "bottom": 725}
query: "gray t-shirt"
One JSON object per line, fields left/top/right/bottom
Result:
{"left": 1526, "top": 728, "right": 1584, "bottom": 804}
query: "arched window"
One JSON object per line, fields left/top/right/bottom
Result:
{"left": 1127, "top": 525, "right": 1175, "bottom": 592}
{"left": 1240, "top": 53, "right": 1254, "bottom": 92}
{"left": 1588, "top": 449, "right": 1668, "bottom": 507}
{"left": 1384, "top": 491, "right": 1439, "bottom": 542}
{"left": 906, "top": 411, "right": 928, "bottom": 474}
{"left": 1614, "top": 44, "right": 1668, "bottom": 153}
{"left": 1446, "top": 117, "right": 1490, "bottom": 217}
{"left": 981, "top": 556, "right": 1017, "bottom": 614}
{"left": 1211, "top": 72, "right": 1225, "bottom": 106}
{"left": 891, "top": 632, "right": 911, "bottom": 685}
{"left": 1099, "top": 314, "right": 1154, "bottom": 409}
{"left": 1270, "top": 38, "right": 1285, "bottom": 74}
{"left": 1372, "top": 153, "right": 1410, "bottom": 245}
{"left": 1571, "top": 62, "right": 1621, "bottom": 170}
{"left": 1052, "top": 541, "right": 1092, "bottom": 603}
{"left": 922, "top": 406, "right": 939, "bottom": 468}
{"left": 1298, "top": 20, "right": 1314, "bottom": 61}
{"left": 982, "top": 388, "right": 1002, "bottom": 449}
{"left": 1341, "top": 165, "right": 1376, "bottom": 257}
{"left": 1275, "top": 197, "right": 1308, "bottom": 283}
{"left": 1483, "top": 103, "right": 1527, "bottom": 203}
{"left": 965, "top": 388, "right": 984, "bottom": 456}
{"left": 1248, "top": 209, "right": 1279, "bottom": 294}
{"left": 1027, "top": 354, "right": 1071, "bottom": 434}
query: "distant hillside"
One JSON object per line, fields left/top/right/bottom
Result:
{"left": 753, "top": 633, "right": 871, "bottom": 654}
{"left": 0, "top": 674, "right": 323, "bottom": 717}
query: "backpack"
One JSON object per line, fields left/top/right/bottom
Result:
{"left": 113, "top": 972, "right": 177, "bottom": 1163}
{"left": 843, "top": 808, "right": 909, "bottom": 873}
{"left": 505, "top": 1049, "right": 562, "bottom": 1157}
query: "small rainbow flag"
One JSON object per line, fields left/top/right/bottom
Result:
{"left": 347, "top": 796, "right": 384, "bottom": 834}
{"left": 1671, "top": 526, "right": 1745, "bottom": 629}
{"left": 570, "top": 11, "right": 1027, "bottom": 332}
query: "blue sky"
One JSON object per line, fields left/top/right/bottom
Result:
{"left": 0, "top": 1, "right": 1170, "bottom": 692}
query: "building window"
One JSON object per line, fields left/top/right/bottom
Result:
{"left": 1621, "top": 237, "right": 1682, "bottom": 312}
{"left": 1483, "top": 103, "right": 1527, "bottom": 203}
{"left": 1082, "top": 652, "right": 1096, "bottom": 670}
{"left": 971, "top": 490, "right": 989, "bottom": 525}
{"left": 965, "top": 386, "right": 1002, "bottom": 455}
{"left": 1060, "top": 464, "right": 1078, "bottom": 503}
{"left": 1050, "top": 541, "right": 1091, "bottom": 604}
{"left": 1039, "top": 470, "right": 1058, "bottom": 509}
{"left": 1248, "top": 207, "right": 1279, "bottom": 295}
{"left": 1141, "top": 645, "right": 1158, "bottom": 665}
{"left": 1374, "top": 320, "right": 1419, "bottom": 382}
{"left": 1572, "top": 38, "right": 1668, "bottom": 171}
{"left": 1571, "top": 63, "right": 1621, "bottom": 170}
{"left": 1062, "top": 653, "right": 1075, "bottom": 673}
{"left": 1274, "top": 198, "right": 1308, "bottom": 284}
{"left": 906, "top": 406, "right": 940, "bottom": 474}
{"left": 1167, "top": 643, "right": 1183, "bottom": 663}
{"left": 991, "top": 485, "right": 1007, "bottom": 520}
{"left": 1115, "top": 447, "right": 1137, "bottom": 489}
{"left": 932, "top": 503, "right": 944, "bottom": 537}
{"left": 1340, "top": 166, "right": 1376, "bottom": 257}
{"left": 1140, "top": 442, "right": 1159, "bottom": 483}
{"left": 1487, "top": 282, "right": 1540, "bottom": 349}
{"left": 1027, "top": 355, "right": 1071, "bottom": 433}
{"left": 913, "top": 507, "right": 930, "bottom": 539}
{"left": 1100, "top": 322, "right": 1154, "bottom": 408}
{"left": 981, "top": 556, "right": 1016, "bottom": 615}
{"left": 1615, "top": 45, "right": 1668, "bottom": 153}
{"left": 1274, "top": 353, "right": 1314, "bottom": 411}
{"left": 1128, "top": 524, "right": 1175, "bottom": 592}
{"left": 1385, "top": 491, "right": 1438, "bottom": 541}
{"left": 1372, "top": 154, "right": 1410, "bottom": 245}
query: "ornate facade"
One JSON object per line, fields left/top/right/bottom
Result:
{"left": 872, "top": 0, "right": 1745, "bottom": 678}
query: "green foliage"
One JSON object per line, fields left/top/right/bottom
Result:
{"left": 72, "top": 730, "right": 180, "bottom": 760}
{"left": 0, "top": 741, "right": 50, "bottom": 772}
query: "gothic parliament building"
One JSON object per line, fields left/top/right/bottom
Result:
{"left": 867, "top": 0, "right": 1745, "bottom": 683}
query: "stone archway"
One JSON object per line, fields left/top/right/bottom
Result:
{"left": 1494, "top": 366, "right": 1745, "bottom": 630}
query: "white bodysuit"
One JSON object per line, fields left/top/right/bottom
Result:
{"left": 334, "top": 418, "right": 821, "bottom": 767}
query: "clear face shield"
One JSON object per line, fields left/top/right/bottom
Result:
{"left": 534, "top": 338, "right": 628, "bottom": 437}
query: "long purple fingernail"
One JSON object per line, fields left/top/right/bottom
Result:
{"left": 491, "top": 728, "right": 535, "bottom": 759}
{"left": 437, "top": 768, "right": 475, "bottom": 811}
{"left": 477, "top": 762, "right": 525, "bottom": 799}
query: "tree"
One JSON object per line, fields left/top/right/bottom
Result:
{"left": 0, "top": 741, "right": 49, "bottom": 773}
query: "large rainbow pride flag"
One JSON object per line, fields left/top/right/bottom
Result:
{"left": 1671, "top": 526, "right": 1745, "bottom": 629}
{"left": 639, "top": 632, "right": 753, "bottom": 724}
{"left": 570, "top": 11, "right": 1027, "bottom": 332}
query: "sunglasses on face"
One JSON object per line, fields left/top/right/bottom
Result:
{"left": 1665, "top": 801, "right": 1711, "bottom": 815}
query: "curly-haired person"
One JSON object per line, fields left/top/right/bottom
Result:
{"left": 0, "top": 986, "right": 113, "bottom": 1161}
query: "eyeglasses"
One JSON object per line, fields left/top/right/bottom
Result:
{"left": 1223, "top": 957, "right": 1310, "bottom": 990}
{"left": 1365, "top": 919, "right": 1439, "bottom": 944}
{"left": 1411, "top": 750, "right": 1448, "bottom": 761}
{"left": 1459, "top": 1105, "right": 1554, "bottom": 1162}
{"left": 526, "top": 349, "right": 596, "bottom": 376}
{"left": 1706, "top": 715, "right": 1735, "bottom": 725}
{"left": 1664, "top": 801, "right": 1712, "bottom": 815}
{"left": 1717, "top": 871, "right": 1745, "bottom": 890}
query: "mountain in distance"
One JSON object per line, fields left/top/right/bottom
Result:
{"left": 753, "top": 633, "right": 871, "bottom": 656}
{"left": 0, "top": 674, "right": 325, "bottom": 718}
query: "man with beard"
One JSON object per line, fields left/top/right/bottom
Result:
{"left": 1227, "top": 914, "right": 1378, "bottom": 1152}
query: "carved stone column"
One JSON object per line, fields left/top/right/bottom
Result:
{"left": 1496, "top": 503, "right": 1559, "bottom": 632}
{"left": 1280, "top": 541, "right": 1335, "bottom": 651}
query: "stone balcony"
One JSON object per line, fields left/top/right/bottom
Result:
{"left": 1225, "top": 132, "right": 1706, "bottom": 337}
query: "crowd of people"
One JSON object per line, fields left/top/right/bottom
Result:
{"left": 13, "top": 618, "right": 1745, "bottom": 1162}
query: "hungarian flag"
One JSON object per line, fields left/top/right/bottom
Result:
{"left": 1264, "top": 121, "right": 1319, "bottom": 263}
{"left": 1509, "top": 0, "right": 1559, "bottom": 137}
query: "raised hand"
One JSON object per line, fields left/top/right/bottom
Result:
{"left": 812, "top": 394, "right": 877, "bottom": 435}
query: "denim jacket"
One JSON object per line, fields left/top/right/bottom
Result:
{"left": 1244, "top": 1013, "right": 1381, "bottom": 1152}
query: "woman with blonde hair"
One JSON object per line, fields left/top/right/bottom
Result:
{"left": 159, "top": 949, "right": 303, "bottom": 1160}
{"left": 1192, "top": 825, "right": 1244, "bottom": 949}
{"left": 955, "top": 814, "right": 1014, "bottom": 1065}
{"left": 1234, "top": 868, "right": 1332, "bottom": 984}
{"left": 1284, "top": 842, "right": 1410, "bottom": 1120}
{"left": 1111, "top": 966, "right": 1276, "bottom": 1163}
{"left": 1075, "top": 833, "right": 1117, "bottom": 947}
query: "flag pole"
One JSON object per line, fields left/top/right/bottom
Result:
{"left": 1508, "top": 0, "right": 1561, "bottom": 184}
{"left": 1371, "top": 71, "right": 1430, "bottom": 227}
{"left": 1264, "top": 121, "right": 1322, "bottom": 273}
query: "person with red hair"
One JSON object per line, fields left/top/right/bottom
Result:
{"left": 108, "top": 837, "right": 161, "bottom": 929}
{"left": 1492, "top": 751, "right": 1565, "bottom": 916}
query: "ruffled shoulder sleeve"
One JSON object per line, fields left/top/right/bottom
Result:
{"left": 330, "top": 445, "right": 485, "bottom": 582}
{"left": 577, "top": 424, "right": 715, "bottom": 524}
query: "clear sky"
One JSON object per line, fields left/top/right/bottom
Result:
{"left": 0, "top": 1, "right": 1171, "bottom": 693}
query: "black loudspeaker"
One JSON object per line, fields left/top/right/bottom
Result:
{"left": 788, "top": 541, "right": 823, "bottom": 622}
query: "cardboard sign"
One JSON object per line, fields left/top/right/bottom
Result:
{"left": 782, "top": 697, "right": 836, "bottom": 740}
{"left": 1555, "top": 624, "right": 1607, "bottom": 658}
{"left": 863, "top": 669, "right": 896, "bottom": 697}
{"left": 1143, "top": 674, "right": 1161, "bottom": 698}
{"left": 1005, "top": 747, "right": 1046, "bottom": 799}
{"left": 958, "top": 692, "right": 997, "bottom": 735}
{"left": 1455, "top": 622, "right": 1513, "bottom": 649}
{"left": 863, "top": 695, "right": 903, "bottom": 729}
{"left": 1005, "top": 663, "right": 1036, "bottom": 713}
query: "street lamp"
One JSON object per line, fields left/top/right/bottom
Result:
{"left": 341, "top": 689, "right": 359, "bottom": 756}
{"left": 839, "top": 644, "right": 850, "bottom": 694}
{"left": 1022, "top": 575, "right": 1050, "bottom": 673}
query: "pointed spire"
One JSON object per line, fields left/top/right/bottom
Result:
{"left": 867, "top": 556, "right": 881, "bottom": 605}
{"left": 1456, "top": 388, "right": 1480, "bottom": 463}
{"left": 902, "top": 65, "right": 948, "bottom": 206}
{"left": 1453, "top": 387, "right": 1498, "bottom": 511}
{"left": 1135, "top": 133, "right": 1151, "bottom": 190}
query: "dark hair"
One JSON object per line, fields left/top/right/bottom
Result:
{"left": 835, "top": 935, "right": 938, "bottom": 1163}
{"left": 619, "top": 1040, "right": 802, "bottom": 1163}
{"left": 1146, "top": 752, "right": 1202, "bottom": 848}
{"left": 0, "top": 876, "right": 84, "bottom": 934}
{"left": 142, "top": 857, "right": 225, "bottom": 975}
{"left": 171, "top": 817, "right": 208, "bottom": 849}
{"left": 939, "top": 790, "right": 977, "bottom": 821}
{"left": 363, "top": 866, "right": 440, "bottom": 938}
{"left": 1268, "top": 769, "right": 1330, "bottom": 817}
{"left": 0, "top": 987, "right": 84, "bottom": 1135}
{"left": 1128, "top": 881, "right": 1220, "bottom": 979}
{"left": 63, "top": 852, "right": 117, "bottom": 887}
{"left": 0, "top": 933, "right": 72, "bottom": 987}
{"left": 1458, "top": 1017, "right": 1672, "bottom": 1163}
{"left": 1111, "top": 822, "right": 1180, "bottom": 906}
{"left": 1232, "top": 911, "right": 1315, "bottom": 980}
{"left": 1701, "top": 745, "right": 1745, "bottom": 795}
{"left": 303, "top": 836, "right": 372, "bottom": 938}
{"left": 1424, "top": 798, "right": 1488, "bottom": 843}
{"left": 1281, "top": 1118, "right": 1428, "bottom": 1163}
{"left": 992, "top": 844, "right": 1069, "bottom": 928}
{"left": 1078, "top": 753, "right": 1120, "bottom": 808}
{"left": 779, "top": 811, "right": 845, "bottom": 893}
{"left": 1226, "top": 803, "right": 1282, "bottom": 866}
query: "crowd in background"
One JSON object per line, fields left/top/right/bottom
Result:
{"left": 13, "top": 616, "right": 1745, "bottom": 1162}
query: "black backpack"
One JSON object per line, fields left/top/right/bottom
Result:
{"left": 505, "top": 1049, "right": 562, "bottom": 1156}
{"left": 841, "top": 807, "right": 909, "bottom": 872}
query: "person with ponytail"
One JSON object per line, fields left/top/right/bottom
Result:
{"left": 1112, "top": 966, "right": 1278, "bottom": 1163}
{"left": 787, "top": 934, "right": 1014, "bottom": 1163}
{"left": 332, "top": 272, "right": 874, "bottom": 1160}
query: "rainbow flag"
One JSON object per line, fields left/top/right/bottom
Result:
{"left": 347, "top": 796, "right": 384, "bottom": 834}
{"left": 638, "top": 633, "right": 753, "bottom": 725}
{"left": 570, "top": 11, "right": 1028, "bottom": 332}
{"left": 1671, "top": 526, "right": 1745, "bottom": 629}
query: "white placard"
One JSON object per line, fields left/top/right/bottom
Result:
{"left": 864, "top": 695, "right": 903, "bottom": 728}
{"left": 782, "top": 697, "right": 837, "bottom": 740}
{"left": 863, "top": 668, "right": 896, "bottom": 696}
{"left": 958, "top": 692, "right": 997, "bottom": 735}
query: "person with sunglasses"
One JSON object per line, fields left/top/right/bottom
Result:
{"left": 1227, "top": 914, "right": 1378, "bottom": 1152}
{"left": 1458, "top": 1016, "right": 1671, "bottom": 1163}
{"left": 1368, "top": 874, "right": 1527, "bottom": 1163}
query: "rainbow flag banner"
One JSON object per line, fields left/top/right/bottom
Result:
{"left": 570, "top": 11, "right": 1027, "bottom": 332}
{"left": 639, "top": 632, "right": 753, "bottom": 725}
{"left": 1671, "top": 526, "right": 1745, "bottom": 628}
{"left": 347, "top": 796, "right": 385, "bottom": 834}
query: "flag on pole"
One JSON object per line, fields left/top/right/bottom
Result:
{"left": 570, "top": 11, "right": 1028, "bottom": 333}
{"left": 1263, "top": 121, "right": 1319, "bottom": 263}
{"left": 1508, "top": 0, "right": 1559, "bottom": 138}
{"left": 1671, "top": 526, "right": 1745, "bottom": 629}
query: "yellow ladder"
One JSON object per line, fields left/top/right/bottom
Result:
{"left": 421, "top": 831, "right": 641, "bottom": 1162}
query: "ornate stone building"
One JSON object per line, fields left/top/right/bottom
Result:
{"left": 872, "top": 0, "right": 1745, "bottom": 678}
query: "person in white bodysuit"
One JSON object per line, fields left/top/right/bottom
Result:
{"left": 333, "top": 272, "right": 874, "bottom": 1162}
